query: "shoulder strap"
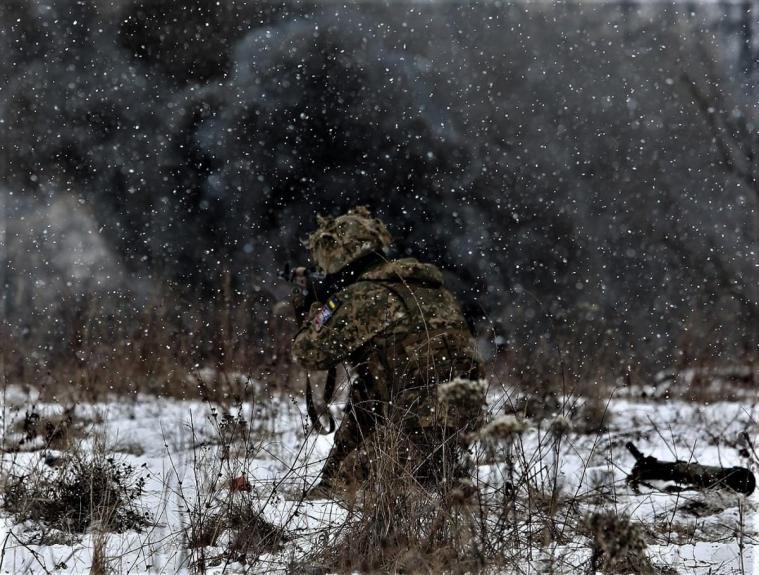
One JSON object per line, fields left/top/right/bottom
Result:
{"left": 306, "top": 368, "right": 337, "bottom": 435}
{"left": 362, "top": 278, "right": 471, "bottom": 338}
{"left": 361, "top": 278, "right": 419, "bottom": 317}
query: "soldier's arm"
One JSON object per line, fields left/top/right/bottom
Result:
{"left": 292, "top": 282, "right": 406, "bottom": 370}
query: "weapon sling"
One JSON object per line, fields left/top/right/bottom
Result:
{"left": 306, "top": 367, "right": 337, "bottom": 434}
{"left": 304, "top": 274, "right": 459, "bottom": 435}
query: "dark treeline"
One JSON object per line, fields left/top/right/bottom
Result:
{"left": 0, "top": 0, "right": 757, "bottom": 380}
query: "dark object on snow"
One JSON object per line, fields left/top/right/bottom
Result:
{"left": 626, "top": 442, "right": 756, "bottom": 495}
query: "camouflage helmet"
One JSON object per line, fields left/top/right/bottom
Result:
{"left": 307, "top": 206, "right": 393, "bottom": 274}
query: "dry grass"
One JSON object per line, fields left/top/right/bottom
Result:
{"left": 583, "top": 512, "right": 655, "bottom": 575}
{"left": 3, "top": 438, "right": 151, "bottom": 538}
{"left": 0, "top": 302, "right": 756, "bottom": 573}
{"left": 303, "top": 419, "right": 486, "bottom": 573}
{"left": 0, "top": 365, "right": 753, "bottom": 573}
{"left": 0, "top": 283, "right": 298, "bottom": 404}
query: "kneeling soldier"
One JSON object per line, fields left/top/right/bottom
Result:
{"left": 291, "top": 206, "right": 484, "bottom": 498}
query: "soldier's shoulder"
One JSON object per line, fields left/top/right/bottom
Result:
{"left": 310, "top": 279, "right": 406, "bottom": 338}
{"left": 334, "top": 278, "right": 390, "bottom": 300}
{"left": 327, "top": 280, "right": 403, "bottom": 317}
{"left": 359, "top": 258, "right": 444, "bottom": 286}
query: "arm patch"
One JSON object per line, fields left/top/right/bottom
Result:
{"left": 313, "top": 296, "right": 341, "bottom": 332}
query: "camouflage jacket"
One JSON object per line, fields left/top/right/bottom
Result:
{"left": 292, "top": 258, "right": 483, "bottom": 414}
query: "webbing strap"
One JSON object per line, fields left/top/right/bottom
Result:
{"left": 306, "top": 367, "right": 337, "bottom": 435}
{"left": 369, "top": 279, "right": 427, "bottom": 318}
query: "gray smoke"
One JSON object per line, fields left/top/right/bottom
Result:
{"left": 1, "top": 0, "right": 757, "bottom": 370}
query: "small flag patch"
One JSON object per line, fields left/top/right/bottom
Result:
{"left": 314, "top": 296, "right": 341, "bottom": 331}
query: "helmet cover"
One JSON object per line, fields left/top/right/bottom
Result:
{"left": 307, "top": 206, "right": 392, "bottom": 274}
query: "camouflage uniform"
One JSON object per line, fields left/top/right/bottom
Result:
{"left": 293, "top": 239, "right": 484, "bottom": 489}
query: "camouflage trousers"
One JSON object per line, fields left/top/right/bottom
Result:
{"left": 319, "top": 375, "right": 484, "bottom": 487}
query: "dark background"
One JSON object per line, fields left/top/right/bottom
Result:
{"left": 1, "top": 0, "right": 757, "bottom": 388}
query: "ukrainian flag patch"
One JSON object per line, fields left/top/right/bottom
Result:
{"left": 313, "top": 296, "right": 341, "bottom": 332}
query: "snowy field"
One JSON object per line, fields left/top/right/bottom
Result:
{"left": 0, "top": 376, "right": 756, "bottom": 574}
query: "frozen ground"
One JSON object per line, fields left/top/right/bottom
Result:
{"left": 0, "top": 378, "right": 756, "bottom": 574}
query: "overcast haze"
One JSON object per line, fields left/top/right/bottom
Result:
{"left": 1, "top": 0, "right": 757, "bottom": 374}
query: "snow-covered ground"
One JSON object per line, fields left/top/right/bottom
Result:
{"left": 0, "top": 380, "right": 756, "bottom": 574}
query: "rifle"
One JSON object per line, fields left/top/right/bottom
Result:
{"left": 278, "top": 264, "right": 326, "bottom": 325}
{"left": 280, "top": 252, "right": 389, "bottom": 325}
{"left": 280, "top": 264, "right": 335, "bottom": 434}
{"left": 279, "top": 253, "right": 388, "bottom": 435}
